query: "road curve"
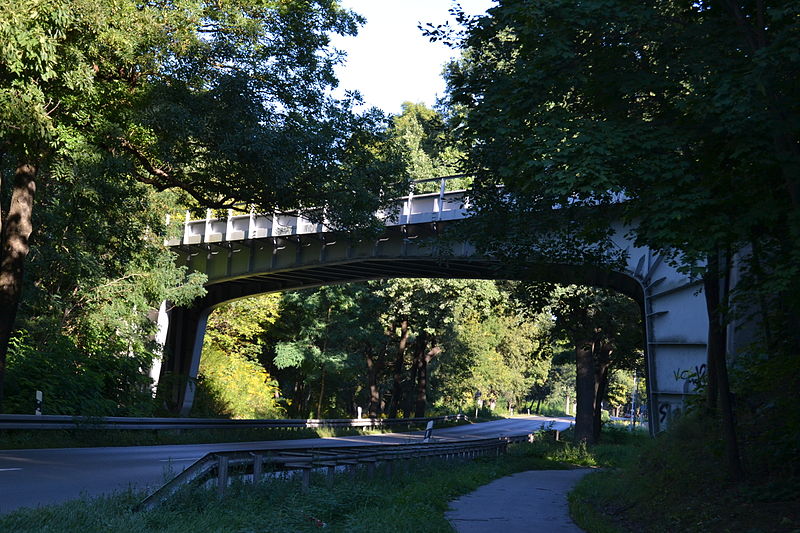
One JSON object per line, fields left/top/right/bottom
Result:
{"left": 0, "top": 415, "right": 571, "bottom": 513}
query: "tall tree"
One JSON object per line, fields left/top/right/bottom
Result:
{"left": 388, "top": 102, "right": 463, "bottom": 186}
{"left": 0, "top": 0, "right": 408, "bottom": 409}
{"left": 376, "top": 278, "right": 501, "bottom": 417}
{"left": 266, "top": 284, "right": 387, "bottom": 418}
{"left": 516, "top": 283, "right": 642, "bottom": 443}
{"left": 433, "top": 0, "right": 799, "bottom": 475}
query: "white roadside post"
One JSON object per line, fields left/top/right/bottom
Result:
{"left": 357, "top": 406, "right": 362, "bottom": 419}
{"left": 423, "top": 420, "right": 434, "bottom": 443}
{"left": 34, "top": 390, "right": 42, "bottom": 415}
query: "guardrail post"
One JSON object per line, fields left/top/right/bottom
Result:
{"left": 251, "top": 453, "right": 262, "bottom": 484}
{"left": 217, "top": 455, "right": 229, "bottom": 497}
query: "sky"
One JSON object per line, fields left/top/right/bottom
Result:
{"left": 329, "top": 0, "right": 496, "bottom": 115}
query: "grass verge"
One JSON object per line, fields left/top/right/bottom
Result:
{"left": 0, "top": 433, "right": 611, "bottom": 532}
{"left": 569, "top": 416, "right": 800, "bottom": 533}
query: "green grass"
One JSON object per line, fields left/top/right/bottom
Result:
{"left": 569, "top": 416, "right": 800, "bottom": 533}
{"left": 0, "top": 439, "right": 576, "bottom": 533}
{"left": 0, "top": 426, "right": 659, "bottom": 532}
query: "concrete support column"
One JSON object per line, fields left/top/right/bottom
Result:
{"left": 160, "top": 304, "right": 212, "bottom": 415}
{"left": 149, "top": 301, "right": 170, "bottom": 395}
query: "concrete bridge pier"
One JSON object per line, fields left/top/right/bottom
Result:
{"left": 158, "top": 304, "right": 211, "bottom": 416}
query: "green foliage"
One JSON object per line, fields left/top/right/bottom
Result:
{"left": 542, "top": 362, "right": 576, "bottom": 412}
{"left": 388, "top": 102, "right": 466, "bottom": 190}
{"left": 246, "top": 278, "right": 570, "bottom": 419}
{"left": 605, "top": 370, "right": 634, "bottom": 412}
{"left": 570, "top": 415, "right": 800, "bottom": 532}
{"left": 526, "top": 284, "right": 643, "bottom": 371}
{"left": 263, "top": 283, "right": 384, "bottom": 417}
{"left": 204, "top": 294, "right": 280, "bottom": 361}
{"left": 443, "top": 309, "right": 552, "bottom": 411}
{"left": 0, "top": 0, "right": 409, "bottom": 412}
{"left": 194, "top": 294, "right": 284, "bottom": 418}
{"left": 440, "top": 0, "right": 799, "bottom": 269}
{"left": 4, "top": 146, "right": 205, "bottom": 415}
{"left": 193, "top": 345, "right": 284, "bottom": 419}
{"left": 730, "top": 346, "right": 800, "bottom": 480}
{"left": 4, "top": 330, "right": 154, "bottom": 416}
{"left": 437, "top": 0, "right": 800, "bottom": 459}
{"left": 1, "top": 0, "right": 408, "bottom": 226}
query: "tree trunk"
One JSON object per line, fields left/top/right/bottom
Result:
{"left": 388, "top": 319, "right": 409, "bottom": 418}
{"left": 316, "top": 365, "right": 325, "bottom": 419}
{"left": 414, "top": 354, "right": 428, "bottom": 418}
{"left": 592, "top": 360, "right": 610, "bottom": 442}
{"left": 705, "top": 250, "right": 745, "bottom": 481}
{"left": 405, "top": 330, "right": 426, "bottom": 418}
{"left": 536, "top": 398, "right": 542, "bottom": 414}
{"left": 404, "top": 356, "right": 417, "bottom": 419}
{"left": 574, "top": 342, "right": 595, "bottom": 444}
{"left": 366, "top": 351, "right": 380, "bottom": 417}
{"left": 0, "top": 162, "right": 37, "bottom": 412}
{"left": 412, "top": 332, "right": 429, "bottom": 418}
{"left": 413, "top": 335, "right": 441, "bottom": 418}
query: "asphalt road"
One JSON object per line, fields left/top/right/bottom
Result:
{"left": 0, "top": 415, "right": 572, "bottom": 514}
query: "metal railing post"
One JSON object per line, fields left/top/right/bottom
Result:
{"left": 183, "top": 210, "right": 190, "bottom": 244}
{"left": 251, "top": 453, "right": 262, "bottom": 484}
{"left": 438, "top": 177, "right": 447, "bottom": 221}
{"left": 217, "top": 455, "right": 229, "bottom": 497}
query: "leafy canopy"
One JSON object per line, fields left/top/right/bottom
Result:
{"left": 435, "top": 0, "right": 799, "bottom": 278}
{"left": 1, "top": 0, "right": 409, "bottom": 230}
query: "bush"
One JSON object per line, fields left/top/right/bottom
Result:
{"left": 570, "top": 414, "right": 800, "bottom": 532}
{"left": 191, "top": 345, "right": 284, "bottom": 419}
{"left": 4, "top": 331, "right": 155, "bottom": 416}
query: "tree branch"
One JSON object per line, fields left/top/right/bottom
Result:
{"left": 117, "top": 139, "right": 239, "bottom": 209}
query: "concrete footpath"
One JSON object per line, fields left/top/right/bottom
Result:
{"left": 446, "top": 469, "right": 592, "bottom": 532}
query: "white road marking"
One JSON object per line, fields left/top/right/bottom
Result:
{"left": 0, "top": 468, "right": 22, "bottom": 472}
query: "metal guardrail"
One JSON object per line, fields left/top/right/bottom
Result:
{"left": 0, "top": 413, "right": 468, "bottom": 431}
{"left": 136, "top": 435, "right": 521, "bottom": 511}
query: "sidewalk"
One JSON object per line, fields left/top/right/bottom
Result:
{"left": 446, "top": 469, "right": 592, "bottom": 532}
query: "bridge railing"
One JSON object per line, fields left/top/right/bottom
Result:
{"left": 165, "top": 175, "right": 473, "bottom": 247}
{"left": 0, "top": 413, "right": 468, "bottom": 431}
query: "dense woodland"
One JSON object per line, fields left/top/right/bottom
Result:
{"left": 1, "top": 0, "right": 798, "bottom": 493}
{"left": 194, "top": 280, "right": 642, "bottom": 426}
